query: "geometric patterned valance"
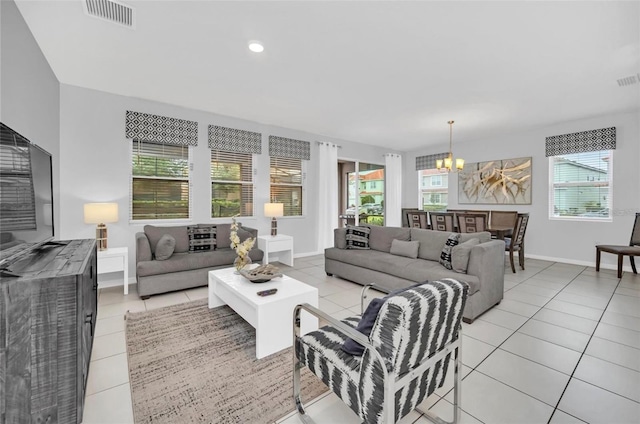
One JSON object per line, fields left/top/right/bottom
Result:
{"left": 416, "top": 152, "right": 449, "bottom": 170}
{"left": 125, "top": 110, "right": 198, "bottom": 146}
{"left": 545, "top": 127, "right": 616, "bottom": 157}
{"left": 208, "top": 125, "right": 262, "bottom": 154}
{"left": 268, "top": 136, "right": 310, "bottom": 160}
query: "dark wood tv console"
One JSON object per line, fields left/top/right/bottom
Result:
{"left": 0, "top": 239, "right": 97, "bottom": 423}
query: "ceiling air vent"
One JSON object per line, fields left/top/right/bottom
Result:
{"left": 616, "top": 74, "right": 639, "bottom": 87}
{"left": 83, "top": 0, "right": 135, "bottom": 29}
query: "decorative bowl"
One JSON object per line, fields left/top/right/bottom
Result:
{"left": 239, "top": 264, "right": 283, "bottom": 283}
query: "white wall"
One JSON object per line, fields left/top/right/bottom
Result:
{"left": 59, "top": 84, "right": 399, "bottom": 279}
{"left": 403, "top": 110, "right": 640, "bottom": 270}
{"left": 1, "top": 0, "right": 61, "bottom": 233}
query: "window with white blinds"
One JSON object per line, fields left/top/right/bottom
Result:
{"left": 131, "top": 140, "right": 191, "bottom": 220}
{"left": 549, "top": 150, "right": 612, "bottom": 220}
{"left": 270, "top": 157, "right": 303, "bottom": 216}
{"left": 0, "top": 135, "right": 36, "bottom": 230}
{"left": 211, "top": 150, "right": 254, "bottom": 217}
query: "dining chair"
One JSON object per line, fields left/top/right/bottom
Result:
{"left": 596, "top": 213, "right": 640, "bottom": 278}
{"left": 293, "top": 279, "right": 469, "bottom": 424}
{"left": 489, "top": 211, "right": 518, "bottom": 239}
{"left": 406, "top": 211, "right": 429, "bottom": 229}
{"left": 504, "top": 213, "right": 529, "bottom": 273}
{"left": 401, "top": 208, "right": 421, "bottom": 228}
{"left": 429, "top": 212, "right": 455, "bottom": 232}
{"left": 456, "top": 213, "right": 488, "bottom": 233}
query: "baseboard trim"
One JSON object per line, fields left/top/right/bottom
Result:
{"left": 294, "top": 251, "right": 323, "bottom": 259}
{"left": 524, "top": 253, "right": 633, "bottom": 273}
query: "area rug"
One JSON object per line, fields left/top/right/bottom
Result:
{"left": 125, "top": 299, "right": 329, "bottom": 423}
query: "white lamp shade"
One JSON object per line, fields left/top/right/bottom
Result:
{"left": 264, "top": 203, "right": 284, "bottom": 218}
{"left": 84, "top": 203, "right": 119, "bottom": 224}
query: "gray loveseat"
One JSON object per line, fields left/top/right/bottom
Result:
{"left": 136, "top": 223, "right": 264, "bottom": 298}
{"left": 325, "top": 225, "right": 505, "bottom": 322}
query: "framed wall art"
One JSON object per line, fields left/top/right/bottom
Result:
{"left": 458, "top": 156, "right": 532, "bottom": 204}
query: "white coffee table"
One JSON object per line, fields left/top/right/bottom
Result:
{"left": 208, "top": 267, "right": 319, "bottom": 359}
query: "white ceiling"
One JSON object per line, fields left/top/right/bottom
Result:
{"left": 15, "top": 0, "right": 640, "bottom": 151}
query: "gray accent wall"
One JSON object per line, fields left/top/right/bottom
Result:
{"left": 403, "top": 110, "right": 640, "bottom": 270}
{"left": 0, "top": 0, "right": 60, "bottom": 235}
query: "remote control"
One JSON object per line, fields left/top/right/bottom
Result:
{"left": 257, "top": 288, "right": 277, "bottom": 297}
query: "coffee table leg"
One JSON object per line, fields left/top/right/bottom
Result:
{"left": 208, "top": 274, "right": 225, "bottom": 308}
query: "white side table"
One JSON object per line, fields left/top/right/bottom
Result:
{"left": 258, "top": 234, "right": 294, "bottom": 267}
{"left": 97, "top": 247, "right": 129, "bottom": 294}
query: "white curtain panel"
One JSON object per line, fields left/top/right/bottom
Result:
{"left": 385, "top": 153, "right": 403, "bottom": 227}
{"left": 317, "top": 142, "right": 339, "bottom": 251}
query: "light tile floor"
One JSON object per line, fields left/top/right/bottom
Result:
{"left": 83, "top": 256, "right": 640, "bottom": 424}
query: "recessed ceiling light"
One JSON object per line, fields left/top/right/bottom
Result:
{"left": 248, "top": 41, "right": 264, "bottom": 53}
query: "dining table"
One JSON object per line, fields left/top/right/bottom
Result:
{"left": 486, "top": 225, "right": 513, "bottom": 240}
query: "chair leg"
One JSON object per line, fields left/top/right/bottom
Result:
{"left": 509, "top": 250, "right": 516, "bottom": 273}
{"left": 519, "top": 247, "right": 525, "bottom": 270}
{"left": 595, "top": 248, "right": 601, "bottom": 272}
{"left": 617, "top": 254, "right": 623, "bottom": 279}
{"left": 631, "top": 256, "right": 638, "bottom": 274}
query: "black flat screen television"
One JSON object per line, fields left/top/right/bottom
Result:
{"left": 0, "top": 122, "right": 55, "bottom": 269}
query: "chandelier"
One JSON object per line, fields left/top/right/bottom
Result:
{"left": 436, "top": 120, "right": 464, "bottom": 172}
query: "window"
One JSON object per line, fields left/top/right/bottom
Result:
{"left": 270, "top": 157, "right": 303, "bottom": 216}
{"left": 549, "top": 150, "right": 612, "bottom": 220}
{"left": 418, "top": 169, "right": 448, "bottom": 211}
{"left": 211, "top": 150, "right": 254, "bottom": 217}
{"left": 131, "top": 140, "right": 190, "bottom": 220}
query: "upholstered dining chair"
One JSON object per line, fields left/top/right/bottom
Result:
{"left": 406, "top": 211, "right": 429, "bottom": 229}
{"left": 401, "top": 208, "right": 421, "bottom": 227}
{"left": 456, "top": 213, "right": 488, "bottom": 233}
{"left": 504, "top": 213, "right": 529, "bottom": 273}
{"left": 429, "top": 211, "right": 455, "bottom": 232}
{"left": 596, "top": 212, "right": 640, "bottom": 278}
{"left": 293, "top": 279, "right": 469, "bottom": 424}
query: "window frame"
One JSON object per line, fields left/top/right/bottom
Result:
{"left": 210, "top": 150, "right": 255, "bottom": 218}
{"left": 548, "top": 149, "right": 613, "bottom": 222}
{"left": 129, "top": 140, "right": 192, "bottom": 223}
{"left": 269, "top": 156, "right": 306, "bottom": 217}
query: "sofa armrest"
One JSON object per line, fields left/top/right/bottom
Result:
{"left": 240, "top": 225, "right": 259, "bottom": 240}
{"left": 136, "top": 232, "right": 152, "bottom": 263}
{"left": 334, "top": 228, "right": 347, "bottom": 249}
{"left": 467, "top": 240, "right": 505, "bottom": 292}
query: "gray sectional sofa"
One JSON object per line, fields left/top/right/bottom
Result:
{"left": 135, "top": 223, "right": 263, "bottom": 298}
{"left": 325, "top": 225, "right": 505, "bottom": 322}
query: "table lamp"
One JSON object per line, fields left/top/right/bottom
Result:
{"left": 264, "top": 203, "right": 284, "bottom": 236}
{"left": 84, "top": 202, "right": 119, "bottom": 250}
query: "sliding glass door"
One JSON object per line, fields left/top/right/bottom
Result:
{"left": 343, "top": 162, "right": 385, "bottom": 226}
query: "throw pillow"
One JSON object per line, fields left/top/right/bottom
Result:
{"left": 390, "top": 239, "right": 420, "bottom": 259}
{"left": 451, "top": 238, "right": 480, "bottom": 273}
{"left": 155, "top": 234, "right": 176, "bottom": 260}
{"left": 345, "top": 225, "right": 371, "bottom": 250}
{"left": 342, "top": 283, "right": 422, "bottom": 356}
{"left": 187, "top": 225, "right": 217, "bottom": 252}
{"left": 439, "top": 233, "right": 461, "bottom": 270}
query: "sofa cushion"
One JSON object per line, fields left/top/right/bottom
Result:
{"left": 411, "top": 228, "right": 491, "bottom": 261}
{"left": 324, "top": 247, "right": 480, "bottom": 295}
{"left": 137, "top": 248, "right": 264, "bottom": 277}
{"left": 144, "top": 225, "right": 190, "bottom": 254}
{"left": 155, "top": 234, "right": 176, "bottom": 260}
{"left": 439, "top": 233, "right": 461, "bottom": 270}
{"left": 345, "top": 225, "right": 371, "bottom": 250}
{"left": 187, "top": 225, "right": 217, "bottom": 252}
{"left": 390, "top": 239, "right": 419, "bottom": 259}
{"left": 367, "top": 226, "right": 411, "bottom": 252}
{"left": 452, "top": 238, "right": 480, "bottom": 273}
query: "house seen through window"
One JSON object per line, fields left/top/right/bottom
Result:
{"left": 549, "top": 150, "right": 612, "bottom": 219}
{"left": 419, "top": 169, "right": 448, "bottom": 211}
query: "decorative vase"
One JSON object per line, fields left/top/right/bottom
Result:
{"left": 234, "top": 255, "right": 252, "bottom": 274}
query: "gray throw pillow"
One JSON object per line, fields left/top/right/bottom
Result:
{"left": 155, "top": 234, "right": 176, "bottom": 260}
{"left": 452, "top": 238, "right": 480, "bottom": 273}
{"left": 345, "top": 225, "right": 371, "bottom": 250}
{"left": 390, "top": 239, "right": 420, "bottom": 259}
{"left": 439, "top": 233, "right": 461, "bottom": 270}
